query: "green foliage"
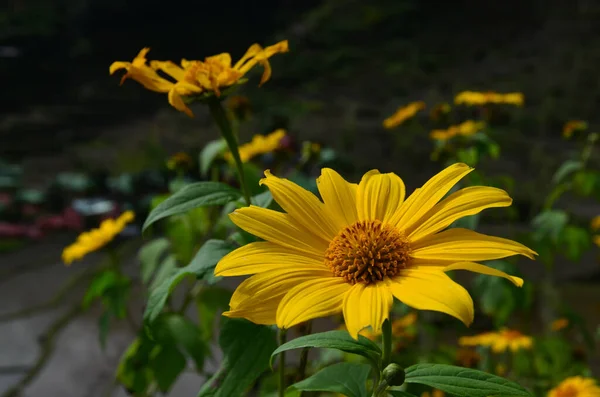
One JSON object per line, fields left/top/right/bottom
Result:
{"left": 289, "top": 362, "right": 372, "bottom": 397}
{"left": 200, "top": 139, "right": 227, "bottom": 176}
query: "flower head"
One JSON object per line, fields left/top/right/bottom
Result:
{"left": 548, "top": 376, "right": 600, "bottom": 397}
{"left": 167, "top": 152, "right": 194, "bottom": 170}
{"left": 62, "top": 211, "right": 135, "bottom": 265}
{"left": 551, "top": 317, "right": 569, "bottom": 332}
{"left": 430, "top": 120, "right": 485, "bottom": 141}
{"left": 110, "top": 41, "right": 289, "bottom": 117}
{"left": 421, "top": 390, "right": 445, "bottom": 397}
{"left": 459, "top": 328, "right": 533, "bottom": 353}
{"left": 215, "top": 163, "right": 536, "bottom": 338}
{"left": 454, "top": 91, "right": 524, "bottom": 107}
{"left": 225, "top": 129, "right": 287, "bottom": 163}
{"left": 590, "top": 216, "right": 600, "bottom": 247}
{"left": 430, "top": 103, "right": 452, "bottom": 121}
{"left": 383, "top": 101, "right": 426, "bottom": 129}
{"left": 563, "top": 120, "right": 589, "bottom": 139}
{"left": 456, "top": 348, "right": 480, "bottom": 368}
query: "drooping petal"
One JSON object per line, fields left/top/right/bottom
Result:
{"left": 260, "top": 170, "right": 339, "bottom": 241}
{"left": 411, "top": 228, "right": 537, "bottom": 262}
{"left": 408, "top": 186, "right": 512, "bottom": 240}
{"left": 390, "top": 163, "right": 473, "bottom": 230}
{"left": 342, "top": 281, "right": 394, "bottom": 339}
{"left": 442, "top": 262, "right": 523, "bottom": 286}
{"left": 233, "top": 44, "right": 263, "bottom": 71}
{"left": 215, "top": 241, "right": 326, "bottom": 276}
{"left": 356, "top": 170, "right": 406, "bottom": 223}
{"left": 316, "top": 168, "right": 358, "bottom": 228}
{"left": 225, "top": 269, "right": 329, "bottom": 324}
{"left": 276, "top": 277, "right": 349, "bottom": 329}
{"left": 150, "top": 60, "right": 186, "bottom": 81}
{"left": 109, "top": 61, "right": 131, "bottom": 75}
{"left": 229, "top": 206, "right": 328, "bottom": 256}
{"left": 388, "top": 268, "right": 474, "bottom": 326}
{"left": 168, "top": 88, "right": 194, "bottom": 117}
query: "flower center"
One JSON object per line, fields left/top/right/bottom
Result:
{"left": 324, "top": 220, "right": 411, "bottom": 285}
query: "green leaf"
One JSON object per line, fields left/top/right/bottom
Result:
{"left": 200, "top": 139, "right": 227, "bottom": 176}
{"left": 201, "top": 319, "right": 277, "bottom": 397}
{"left": 143, "top": 182, "right": 242, "bottom": 231}
{"left": 289, "top": 362, "right": 371, "bottom": 397}
{"left": 139, "top": 238, "right": 171, "bottom": 284}
{"left": 271, "top": 331, "right": 381, "bottom": 368}
{"left": 559, "top": 225, "right": 591, "bottom": 261}
{"left": 250, "top": 190, "right": 273, "bottom": 208}
{"left": 552, "top": 160, "right": 583, "bottom": 184}
{"left": 404, "top": 364, "right": 532, "bottom": 397}
{"left": 149, "top": 254, "right": 178, "bottom": 291}
{"left": 116, "top": 337, "right": 154, "bottom": 394}
{"left": 144, "top": 239, "right": 235, "bottom": 322}
{"left": 531, "top": 210, "right": 569, "bottom": 242}
{"left": 196, "top": 286, "right": 232, "bottom": 340}
{"left": 83, "top": 270, "right": 128, "bottom": 309}
{"left": 150, "top": 344, "right": 187, "bottom": 392}
{"left": 98, "top": 310, "right": 111, "bottom": 350}
{"left": 151, "top": 313, "right": 207, "bottom": 370}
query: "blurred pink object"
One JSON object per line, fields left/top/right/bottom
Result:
{"left": 62, "top": 207, "right": 83, "bottom": 230}
{"left": 26, "top": 226, "right": 44, "bottom": 240}
{"left": 0, "top": 222, "right": 27, "bottom": 238}
{"left": 21, "top": 204, "right": 41, "bottom": 217}
{"left": 0, "top": 193, "right": 12, "bottom": 206}
{"left": 36, "top": 215, "right": 65, "bottom": 231}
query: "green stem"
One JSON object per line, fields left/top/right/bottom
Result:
{"left": 278, "top": 329, "right": 287, "bottom": 397}
{"left": 207, "top": 97, "right": 252, "bottom": 205}
{"left": 381, "top": 319, "right": 392, "bottom": 369}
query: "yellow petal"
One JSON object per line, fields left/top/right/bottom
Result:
{"left": 150, "top": 60, "right": 186, "bottom": 81}
{"left": 226, "top": 269, "right": 328, "bottom": 324}
{"left": 388, "top": 269, "right": 474, "bottom": 326}
{"left": 316, "top": 168, "right": 358, "bottom": 228}
{"left": 342, "top": 281, "right": 393, "bottom": 339}
{"left": 390, "top": 163, "right": 473, "bottom": 230}
{"left": 357, "top": 170, "right": 406, "bottom": 223}
{"left": 257, "top": 58, "right": 272, "bottom": 86}
{"left": 229, "top": 206, "right": 328, "bottom": 256}
{"left": 411, "top": 228, "right": 537, "bottom": 262}
{"left": 109, "top": 61, "right": 130, "bottom": 75}
{"left": 233, "top": 43, "right": 263, "bottom": 71}
{"left": 168, "top": 88, "right": 194, "bottom": 118}
{"left": 441, "top": 262, "right": 523, "bottom": 287}
{"left": 206, "top": 53, "right": 232, "bottom": 68}
{"left": 408, "top": 186, "right": 512, "bottom": 240}
{"left": 260, "top": 170, "right": 339, "bottom": 241}
{"left": 215, "top": 241, "right": 326, "bottom": 276}
{"left": 276, "top": 277, "right": 349, "bottom": 329}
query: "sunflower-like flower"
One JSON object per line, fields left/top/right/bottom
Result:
{"left": 454, "top": 91, "right": 524, "bottom": 107}
{"left": 225, "top": 129, "right": 287, "bottom": 163}
{"left": 459, "top": 328, "right": 533, "bottom": 353}
{"left": 383, "top": 101, "right": 426, "bottom": 129}
{"left": 430, "top": 120, "right": 486, "bottom": 141}
{"left": 563, "top": 120, "right": 589, "bottom": 139}
{"left": 215, "top": 163, "right": 536, "bottom": 338}
{"left": 62, "top": 211, "right": 135, "bottom": 265}
{"left": 110, "top": 41, "right": 289, "bottom": 117}
{"left": 547, "top": 376, "right": 600, "bottom": 397}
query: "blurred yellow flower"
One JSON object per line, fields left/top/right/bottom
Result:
{"left": 62, "top": 211, "right": 135, "bottom": 265}
{"left": 456, "top": 348, "right": 480, "bottom": 368}
{"left": 337, "top": 312, "right": 417, "bottom": 341}
{"left": 166, "top": 152, "right": 194, "bottom": 170}
{"left": 454, "top": 91, "right": 524, "bottom": 107}
{"left": 110, "top": 41, "right": 289, "bottom": 117}
{"left": 563, "top": 120, "right": 588, "bottom": 139}
{"left": 495, "top": 363, "right": 507, "bottom": 376}
{"left": 590, "top": 216, "right": 600, "bottom": 247}
{"left": 215, "top": 163, "right": 535, "bottom": 338}
{"left": 430, "top": 102, "right": 452, "bottom": 121}
{"left": 225, "top": 129, "right": 287, "bottom": 163}
{"left": 459, "top": 328, "right": 533, "bottom": 353}
{"left": 422, "top": 389, "right": 445, "bottom": 397}
{"left": 551, "top": 318, "right": 569, "bottom": 332}
{"left": 383, "top": 101, "right": 426, "bottom": 129}
{"left": 547, "top": 376, "right": 600, "bottom": 397}
{"left": 430, "top": 120, "right": 486, "bottom": 141}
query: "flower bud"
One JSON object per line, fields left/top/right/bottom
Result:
{"left": 382, "top": 363, "right": 405, "bottom": 386}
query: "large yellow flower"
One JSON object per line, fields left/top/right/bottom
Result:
{"left": 62, "top": 211, "right": 135, "bottom": 265}
{"left": 215, "top": 163, "right": 536, "bottom": 338}
{"left": 547, "top": 376, "right": 600, "bottom": 397}
{"left": 459, "top": 328, "right": 533, "bottom": 353}
{"left": 110, "top": 41, "right": 288, "bottom": 117}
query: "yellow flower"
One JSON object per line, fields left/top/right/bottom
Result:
{"left": 430, "top": 102, "right": 452, "bottom": 121}
{"left": 110, "top": 41, "right": 289, "bottom": 117}
{"left": 456, "top": 348, "right": 481, "bottom": 368}
{"left": 430, "top": 120, "right": 485, "bottom": 141}
{"left": 62, "top": 211, "right": 135, "bottom": 265}
{"left": 547, "top": 376, "right": 600, "bottom": 397}
{"left": 590, "top": 216, "right": 600, "bottom": 247}
{"left": 225, "top": 129, "right": 287, "bottom": 163}
{"left": 563, "top": 120, "right": 588, "bottom": 139}
{"left": 495, "top": 363, "right": 507, "bottom": 376}
{"left": 454, "top": 91, "right": 524, "bottom": 107}
{"left": 383, "top": 101, "right": 426, "bottom": 129}
{"left": 551, "top": 318, "right": 569, "bottom": 331}
{"left": 459, "top": 328, "right": 533, "bottom": 353}
{"left": 166, "top": 152, "right": 194, "bottom": 170}
{"left": 337, "top": 312, "right": 417, "bottom": 341}
{"left": 215, "top": 163, "right": 536, "bottom": 338}
{"left": 422, "top": 390, "right": 445, "bottom": 397}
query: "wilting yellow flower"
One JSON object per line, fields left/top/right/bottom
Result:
{"left": 166, "top": 152, "right": 194, "bottom": 170}
{"left": 430, "top": 103, "right": 452, "bottom": 121}
{"left": 547, "top": 376, "right": 600, "bottom": 397}
{"left": 456, "top": 348, "right": 480, "bottom": 368}
{"left": 225, "top": 129, "right": 287, "bottom": 163}
{"left": 430, "top": 120, "right": 486, "bottom": 141}
{"left": 551, "top": 318, "right": 569, "bottom": 331}
{"left": 422, "top": 390, "right": 445, "bottom": 397}
{"left": 62, "top": 211, "right": 135, "bottom": 265}
{"left": 215, "top": 163, "right": 536, "bottom": 338}
{"left": 563, "top": 120, "right": 589, "bottom": 139}
{"left": 459, "top": 328, "right": 533, "bottom": 353}
{"left": 383, "top": 101, "right": 426, "bottom": 129}
{"left": 110, "top": 41, "right": 289, "bottom": 117}
{"left": 454, "top": 91, "right": 524, "bottom": 107}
